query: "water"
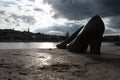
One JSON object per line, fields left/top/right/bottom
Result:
{"left": 0, "top": 42, "right": 58, "bottom": 49}
{"left": 102, "top": 42, "right": 115, "bottom": 46}
{"left": 0, "top": 42, "right": 115, "bottom": 49}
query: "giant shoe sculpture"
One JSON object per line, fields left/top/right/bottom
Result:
{"left": 67, "top": 15, "right": 105, "bottom": 54}
{"left": 56, "top": 26, "right": 84, "bottom": 49}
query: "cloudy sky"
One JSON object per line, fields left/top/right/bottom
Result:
{"left": 0, "top": 0, "right": 120, "bottom": 35}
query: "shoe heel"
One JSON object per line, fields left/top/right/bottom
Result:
{"left": 89, "top": 37, "right": 102, "bottom": 54}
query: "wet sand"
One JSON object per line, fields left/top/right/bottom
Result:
{"left": 0, "top": 46, "right": 120, "bottom": 80}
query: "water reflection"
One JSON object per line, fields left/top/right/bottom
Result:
{"left": 24, "top": 52, "right": 52, "bottom": 68}
{"left": 38, "top": 42, "right": 57, "bottom": 49}
{"left": 0, "top": 42, "right": 115, "bottom": 49}
{"left": 0, "top": 42, "right": 58, "bottom": 49}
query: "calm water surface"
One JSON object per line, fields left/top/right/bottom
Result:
{"left": 0, "top": 42, "right": 58, "bottom": 49}
{"left": 0, "top": 42, "right": 115, "bottom": 49}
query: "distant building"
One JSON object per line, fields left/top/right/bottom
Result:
{"left": 0, "top": 29, "right": 66, "bottom": 42}
{"left": 28, "top": 28, "right": 30, "bottom": 33}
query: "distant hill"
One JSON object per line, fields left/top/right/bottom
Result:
{"left": 0, "top": 29, "right": 66, "bottom": 42}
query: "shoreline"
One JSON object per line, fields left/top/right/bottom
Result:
{"left": 0, "top": 46, "right": 120, "bottom": 80}
{"left": 0, "top": 42, "right": 118, "bottom": 50}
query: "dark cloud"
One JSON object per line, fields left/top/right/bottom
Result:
{"left": 11, "top": 14, "right": 36, "bottom": 25}
{"left": 4, "top": 18, "right": 9, "bottom": 22}
{"left": 0, "top": 11, "right": 5, "bottom": 15}
{"left": 108, "top": 17, "right": 120, "bottom": 29}
{"left": 34, "top": 8, "right": 43, "bottom": 12}
{"left": 35, "top": 23, "right": 83, "bottom": 35}
{"left": 43, "top": 0, "right": 120, "bottom": 34}
{"left": 44, "top": 0, "right": 94, "bottom": 20}
{"left": 44, "top": 0, "right": 120, "bottom": 20}
{"left": 100, "top": 0, "right": 120, "bottom": 17}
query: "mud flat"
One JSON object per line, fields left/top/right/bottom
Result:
{"left": 0, "top": 46, "right": 120, "bottom": 80}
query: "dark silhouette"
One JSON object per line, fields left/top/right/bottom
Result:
{"left": 0, "top": 29, "right": 66, "bottom": 42}
{"left": 56, "top": 26, "right": 84, "bottom": 49}
{"left": 57, "top": 15, "right": 105, "bottom": 55}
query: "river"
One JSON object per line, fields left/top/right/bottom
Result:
{"left": 0, "top": 42, "right": 115, "bottom": 49}
{"left": 0, "top": 42, "right": 58, "bottom": 49}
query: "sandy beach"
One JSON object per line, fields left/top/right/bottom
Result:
{"left": 0, "top": 46, "right": 120, "bottom": 80}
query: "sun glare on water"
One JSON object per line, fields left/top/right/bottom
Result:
{"left": 39, "top": 42, "right": 57, "bottom": 49}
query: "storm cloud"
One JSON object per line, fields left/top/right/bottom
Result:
{"left": 44, "top": 0, "right": 120, "bottom": 20}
